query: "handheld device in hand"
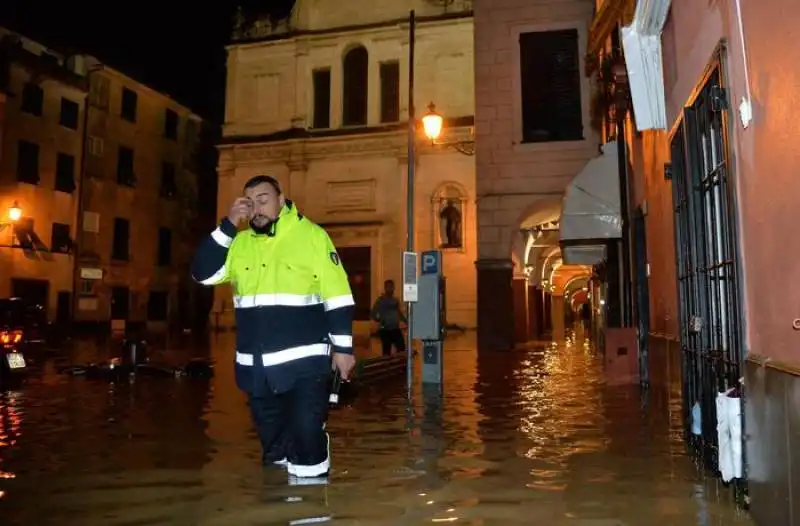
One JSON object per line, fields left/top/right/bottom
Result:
{"left": 329, "top": 368, "right": 342, "bottom": 405}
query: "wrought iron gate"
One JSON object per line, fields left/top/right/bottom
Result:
{"left": 669, "top": 66, "right": 745, "bottom": 485}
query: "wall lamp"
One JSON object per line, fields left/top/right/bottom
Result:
{"left": 421, "top": 102, "right": 475, "bottom": 156}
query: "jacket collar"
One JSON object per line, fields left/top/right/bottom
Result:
{"left": 246, "top": 200, "right": 302, "bottom": 238}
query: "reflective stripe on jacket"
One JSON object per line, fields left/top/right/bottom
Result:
{"left": 191, "top": 201, "right": 354, "bottom": 394}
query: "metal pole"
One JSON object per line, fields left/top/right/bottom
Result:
{"left": 406, "top": 10, "right": 416, "bottom": 396}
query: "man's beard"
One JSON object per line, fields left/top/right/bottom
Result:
{"left": 249, "top": 215, "right": 276, "bottom": 234}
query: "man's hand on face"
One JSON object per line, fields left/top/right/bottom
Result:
{"left": 332, "top": 352, "right": 356, "bottom": 381}
{"left": 228, "top": 197, "right": 254, "bottom": 225}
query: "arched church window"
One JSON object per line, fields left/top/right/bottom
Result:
{"left": 342, "top": 45, "right": 368, "bottom": 126}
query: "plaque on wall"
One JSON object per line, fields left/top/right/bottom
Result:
{"left": 325, "top": 179, "right": 377, "bottom": 212}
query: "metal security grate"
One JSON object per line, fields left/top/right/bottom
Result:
{"left": 669, "top": 65, "right": 746, "bottom": 502}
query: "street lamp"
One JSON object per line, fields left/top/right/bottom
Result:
{"left": 8, "top": 201, "right": 21, "bottom": 222}
{"left": 0, "top": 201, "right": 22, "bottom": 247}
{"left": 420, "top": 101, "right": 475, "bottom": 156}
{"left": 422, "top": 102, "right": 443, "bottom": 142}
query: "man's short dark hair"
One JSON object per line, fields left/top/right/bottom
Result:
{"left": 384, "top": 279, "right": 394, "bottom": 286}
{"left": 243, "top": 175, "right": 282, "bottom": 194}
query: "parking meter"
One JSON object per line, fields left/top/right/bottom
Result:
{"left": 411, "top": 250, "right": 444, "bottom": 385}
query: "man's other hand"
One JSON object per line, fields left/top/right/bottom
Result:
{"left": 332, "top": 353, "right": 356, "bottom": 381}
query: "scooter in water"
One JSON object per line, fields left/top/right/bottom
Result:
{"left": 59, "top": 338, "right": 214, "bottom": 381}
{"left": 0, "top": 340, "right": 28, "bottom": 390}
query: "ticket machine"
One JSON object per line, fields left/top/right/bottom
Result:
{"left": 411, "top": 250, "right": 445, "bottom": 385}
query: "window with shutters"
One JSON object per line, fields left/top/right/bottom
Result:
{"left": 89, "top": 76, "right": 110, "bottom": 109}
{"left": 21, "top": 83, "right": 43, "bottom": 116}
{"left": 147, "top": 291, "right": 169, "bottom": 321}
{"left": 16, "top": 140, "right": 40, "bottom": 184}
{"left": 164, "top": 109, "right": 179, "bottom": 140}
{"left": 342, "top": 46, "right": 368, "bottom": 126}
{"left": 59, "top": 98, "right": 80, "bottom": 130}
{"left": 312, "top": 69, "right": 331, "bottom": 129}
{"left": 87, "top": 136, "right": 104, "bottom": 157}
{"left": 50, "top": 223, "right": 72, "bottom": 254}
{"left": 112, "top": 218, "right": 130, "bottom": 261}
{"left": 519, "top": 29, "right": 583, "bottom": 143}
{"left": 157, "top": 227, "right": 172, "bottom": 266}
{"left": 117, "top": 146, "right": 136, "bottom": 187}
{"left": 380, "top": 61, "right": 400, "bottom": 123}
{"left": 121, "top": 87, "right": 137, "bottom": 123}
{"left": 160, "top": 161, "right": 177, "bottom": 199}
{"left": 55, "top": 153, "right": 76, "bottom": 193}
{"left": 83, "top": 212, "right": 100, "bottom": 233}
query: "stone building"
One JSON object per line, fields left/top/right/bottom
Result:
{"left": 0, "top": 28, "right": 211, "bottom": 331}
{"left": 474, "top": 0, "right": 608, "bottom": 351}
{"left": 0, "top": 29, "right": 88, "bottom": 323}
{"left": 216, "top": 0, "right": 477, "bottom": 333}
{"left": 75, "top": 58, "right": 208, "bottom": 332}
{"left": 586, "top": 0, "right": 800, "bottom": 521}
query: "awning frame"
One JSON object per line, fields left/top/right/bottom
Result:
{"left": 559, "top": 140, "right": 623, "bottom": 265}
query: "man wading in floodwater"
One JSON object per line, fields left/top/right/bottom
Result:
{"left": 191, "top": 175, "right": 355, "bottom": 483}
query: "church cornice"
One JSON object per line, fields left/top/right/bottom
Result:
{"left": 230, "top": 10, "right": 473, "bottom": 46}
{"left": 217, "top": 115, "right": 475, "bottom": 164}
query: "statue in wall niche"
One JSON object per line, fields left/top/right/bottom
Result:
{"left": 439, "top": 199, "right": 463, "bottom": 248}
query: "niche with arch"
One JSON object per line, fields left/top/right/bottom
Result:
{"left": 431, "top": 183, "right": 468, "bottom": 252}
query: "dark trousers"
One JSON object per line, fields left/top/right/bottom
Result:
{"left": 379, "top": 328, "right": 406, "bottom": 356}
{"left": 248, "top": 374, "right": 330, "bottom": 476}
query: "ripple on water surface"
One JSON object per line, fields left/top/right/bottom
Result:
{"left": 0, "top": 331, "right": 752, "bottom": 525}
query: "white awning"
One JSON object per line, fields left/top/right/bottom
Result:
{"left": 559, "top": 141, "right": 621, "bottom": 265}
{"left": 621, "top": 0, "right": 673, "bottom": 131}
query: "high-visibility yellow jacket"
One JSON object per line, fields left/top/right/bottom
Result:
{"left": 191, "top": 201, "right": 354, "bottom": 394}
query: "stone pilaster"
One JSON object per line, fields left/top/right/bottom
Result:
{"left": 512, "top": 276, "right": 529, "bottom": 343}
{"left": 286, "top": 159, "right": 307, "bottom": 209}
{"left": 476, "top": 258, "right": 514, "bottom": 351}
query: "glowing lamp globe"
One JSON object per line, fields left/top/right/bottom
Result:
{"left": 8, "top": 201, "right": 22, "bottom": 222}
{"left": 422, "top": 102, "right": 443, "bottom": 141}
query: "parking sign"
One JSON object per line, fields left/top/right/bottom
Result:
{"left": 421, "top": 250, "right": 441, "bottom": 276}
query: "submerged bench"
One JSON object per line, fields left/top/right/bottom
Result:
{"left": 355, "top": 352, "right": 408, "bottom": 383}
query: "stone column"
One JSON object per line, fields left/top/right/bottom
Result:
{"left": 512, "top": 276, "right": 529, "bottom": 343}
{"left": 528, "top": 284, "right": 540, "bottom": 340}
{"left": 543, "top": 291, "right": 552, "bottom": 334}
{"left": 476, "top": 258, "right": 514, "bottom": 352}
{"left": 551, "top": 294, "right": 566, "bottom": 341}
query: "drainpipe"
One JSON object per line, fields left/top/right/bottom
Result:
{"left": 611, "top": 30, "right": 633, "bottom": 328}
{"left": 71, "top": 64, "right": 102, "bottom": 328}
{"left": 616, "top": 116, "right": 633, "bottom": 327}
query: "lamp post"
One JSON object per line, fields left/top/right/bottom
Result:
{"left": 406, "top": 10, "right": 416, "bottom": 396}
{"left": 405, "top": 12, "right": 475, "bottom": 396}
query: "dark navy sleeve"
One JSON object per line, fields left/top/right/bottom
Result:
{"left": 191, "top": 218, "right": 237, "bottom": 286}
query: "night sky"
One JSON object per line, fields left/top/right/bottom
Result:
{"left": 0, "top": 0, "right": 296, "bottom": 124}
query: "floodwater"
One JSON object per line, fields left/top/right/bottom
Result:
{"left": 0, "top": 330, "right": 752, "bottom": 525}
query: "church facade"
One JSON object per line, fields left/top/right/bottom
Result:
{"left": 216, "top": 0, "right": 477, "bottom": 333}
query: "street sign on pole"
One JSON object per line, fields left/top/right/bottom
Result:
{"left": 402, "top": 251, "right": 418, "bottom": 302}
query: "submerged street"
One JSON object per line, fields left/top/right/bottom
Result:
{"left": 0, "top": 331, "right": 751, "bottom": 525}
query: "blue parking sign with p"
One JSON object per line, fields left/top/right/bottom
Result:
{"left": 421, "top": 250, "right": 441, "bottom": 275}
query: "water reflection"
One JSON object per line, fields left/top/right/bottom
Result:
{"left": 0, "top": 331, "right": 751, "bottom": 525}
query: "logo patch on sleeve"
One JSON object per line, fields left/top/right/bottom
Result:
{"left": 329, "top": 251, "right": 340, "bottom": 266}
